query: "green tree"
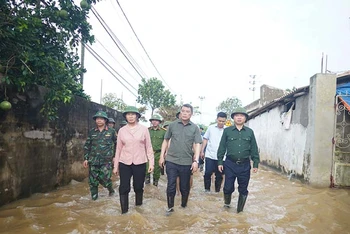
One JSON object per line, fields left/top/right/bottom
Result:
{"left": 216, "top": 97, "right": 242, "bottom": 119}
{"left": 102, "top": 93, "right": 126, "bottom": 111}
{"left": 137, "top": 77, "right": 176, "bottom": 116}
{"left": 0, "top": 0, "right": 96, "bottom": 120}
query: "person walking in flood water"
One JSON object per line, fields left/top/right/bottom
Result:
{"left": 200, "top": 112, "right": 227, "bottom": 193}
{"left": 217, "top": 107, "right": 260, "bottom": 213}
{"left": 159, "top": 104, "right": 202, "bottom": 214}
{"left": 113, "top": 106, "right": 154, "bottom": 214}
{"left": 83, "top": 111, "right": 117, "bottom": 200}
{"left": 146, "top": 114, "right": 166, "bottom": 186}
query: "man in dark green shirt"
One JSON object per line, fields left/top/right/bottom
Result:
{"left": 217, "top": 107, "right": 259, "bottom": 213}
{"left": 159, "top": 104, "right": 202, "bottom": 214}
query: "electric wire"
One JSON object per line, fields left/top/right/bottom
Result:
{"left": 116, "top": 0, "right": 175, "bottom": 93}
{"left": 91, "top": 6, "right": 147, "bottom": 79}
{"left": 84, "top": 43, "right": 138, "bottom": 97}
{"left": 95, "top": 38, "right": 140, "bottom": 83}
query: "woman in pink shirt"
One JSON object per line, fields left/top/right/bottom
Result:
{"left": 113, "top": 106, "right": 154, "bottom": 214}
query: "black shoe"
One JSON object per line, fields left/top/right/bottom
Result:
{"left": 90, "top": 186, "right": 98, "bottom": 200}
{"left": 237, "top": 194, "right": 248, "bottom": 213}
{"left": 135, "top": 192, "right": 143, "bottom": 206}
{"left": 224, "top": 194, "right": 231, "bottom": 208}
{"left": 167, "top": 195, "right": 175, "bottom": 210}
{"left": 153, "top": 180, "right": 158, "bottom": 186}
{"left": 181, "top": 195, "right": 189, "bottom": 208}
{"left": 120, "top": 195, "right": 129, "bottom": 214}
{"left": 107, "top": 186, "right": 115, "bottom": 196}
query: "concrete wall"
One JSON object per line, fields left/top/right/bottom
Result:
{"left": 247, "top": 73, "right": 338, "bottom": 186}
{"left": 248, "top": 95, "right": 309, "bottom": 178}
{"left": 0, "top": 85, "right": 122, "bottom": 206}
{"left": 304, "top": 73, "right": 337, "bottom": 187}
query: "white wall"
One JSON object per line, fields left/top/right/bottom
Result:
{"left": 248, "top": 102, "right": 307, "bottom": 176}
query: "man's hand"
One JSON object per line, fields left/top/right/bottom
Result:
{"left": 148, "top": 165, "right": 154, "bottom": 173}
{"left": 200, "top": 152, "right": 205, "bottom": 160}
{"left": 252, "top": 168, "right": 258, "bottom": 173}
{"left": 113, "top": 167, "right": 119, "bottom": 176}
{"left": 83, "top": 160, "right": 88, "bottom": 168}
{"left": 159, "top": 157, "right": 165, "bottom": 168}
{"left": 218, "top": 165, "right": 224, "bottom": 173}
{"left": 191, "top": 162, "right": 199, "bottom": 172}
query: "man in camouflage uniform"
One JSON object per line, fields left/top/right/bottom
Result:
{"left": 146, "top": 114, "right": 166, "bottom": 186}
{"left": 83, "top": 111, "right": 117, "bottom": 200}
{"left": 108, "top": 118, "right": 116, "bottom": 129}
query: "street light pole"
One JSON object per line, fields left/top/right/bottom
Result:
{"left": 198, "top": 96, "right": 205, "bottom": 123}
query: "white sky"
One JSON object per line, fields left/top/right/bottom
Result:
{"left": 82, "top": 0, "right": 350, "bottom": 125}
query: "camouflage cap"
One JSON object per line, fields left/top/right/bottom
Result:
{"left": 93, "top": 111, "right": 108, "bottom": 120}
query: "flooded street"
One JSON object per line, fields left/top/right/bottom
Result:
{"left": 0, "top": 166, "right": 349, "bottom": 234}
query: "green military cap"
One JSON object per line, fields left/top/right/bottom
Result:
{"left": 93, "top": 111, "right": 108, "bottom": 120}
{"left": 123, "top": 106, "right": 141, "bottom": 118}
{"left": 149, "top": 114, "right": 163, "bottom": 122}
{"left": 108, "top": 118, "right": 115, "bottom": 123}
{"left": 231, "top": 107, "right": 249, "bottom": 119}
{"left": 121, "top": 120, "right": 127, "bottom": 125}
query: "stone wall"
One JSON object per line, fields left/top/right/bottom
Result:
{"left": 0, "top": 85, "right": 122, "bottom": 206}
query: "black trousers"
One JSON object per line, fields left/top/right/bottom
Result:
{"left": 223, "top": 158, "right": 251, "bottom": 195}
{"left": 166, "top": 161, "right": 192, "bottom": 197}
{"left": 119, "top": 162, "right": 146, "bottom": 195}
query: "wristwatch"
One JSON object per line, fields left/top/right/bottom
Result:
{"left": 193, "top": 160, "right": 199, "bottom": 164}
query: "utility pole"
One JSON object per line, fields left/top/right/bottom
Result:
{"left": 80, "top": 43, "right": 85, "bottom": 85}
{"left": 100, "top": 79, "right": 103, "bottom": 104}
{"left": 198, "top": 96, "right": 205, "bottom": 123}
{"left": 249, "top": 75, "right": 256, "bottom": 101}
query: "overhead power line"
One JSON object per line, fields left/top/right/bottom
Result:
{"left": 91, "top": 6, "right": 147, "bottom": 79}
{"left": 84, "top": 42, "right": 138, "bottom": 98}
{"left": 95, "top": 38, "right": 140, "bottom": 84}
{"left": 115, "top": 0, "right": 175, "bottom": 93}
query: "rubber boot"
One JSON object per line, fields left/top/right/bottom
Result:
{"left": 237, "top": 194, "right": 248, "bottom": 213}
{"left": 215, "top": 178, "right": 223, "bottom": 193}
{"left": 135, "top": 192, "right": 143, "bottom": 206}
{"left": 145, "top": 174, "right": 151, "bottom": 184}
{"left": 120, "top": 194, "right": 129, "bottom": 214}
{"left": 153, "top": 180, "right": 158, "bottom": 187}
{"left": 204, "top": 177, "right": 211, "bottom": 192}
{"left": 181, "top": 194, "right": 189, "bottom": 208}
{"left": 166, "top": 195, "right": 175, "bottom": 213}
{"left": 224, "top": 194, "right": 231, "bottom": 208}
{"left": 90, "top": 186, "right": 98, "bottom": 201}
{"left": 107, "top": 185, "right": 115, "bottom": 196}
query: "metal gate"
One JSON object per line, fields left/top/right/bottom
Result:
{"left": 332, "top": 95, "right": 350, "bottom": 187}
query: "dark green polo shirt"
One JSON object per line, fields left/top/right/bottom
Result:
{"left": 217, "top": 125, "right": 260, "bottom": 168}
{"left": 165, "top": 119, "right": 202, "bottom": 165}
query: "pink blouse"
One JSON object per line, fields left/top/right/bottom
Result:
{"left": 114, "top": 123, "right": 154, "bottom": 167}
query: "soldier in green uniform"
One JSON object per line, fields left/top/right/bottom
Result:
{"left": 146, "top": 114, "right": 166, "bottom": 186}
{"left": 217, "top": 107, "right": 259, "bottom": 213}
{"left": 83, "top": 111, "right": 117, "bottom": 200}
{"left": 108, "top": 118, "right": 116, "bottom": 129}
